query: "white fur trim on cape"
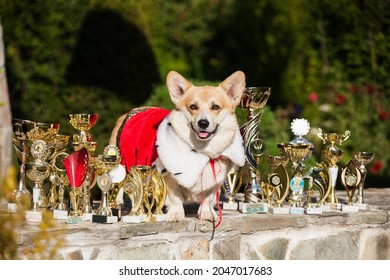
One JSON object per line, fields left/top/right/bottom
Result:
{"left": 155, "top": 115, "right": 245, "bottom": 188}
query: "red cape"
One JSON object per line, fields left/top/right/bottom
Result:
{"left": 119, "top": 107, "right": 171, "bottom": 171}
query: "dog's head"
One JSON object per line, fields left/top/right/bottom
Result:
{"left": 166, "top": 71, "right": 245, "bottom": 141}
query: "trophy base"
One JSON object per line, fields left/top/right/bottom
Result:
{"left": 320, "top": 204, "right": 331, "bottom": 212}
{"left": 305, "top": 207, "right": 323, "bottom": 215}
{"left": 223, "top": 201, "right": 238, "bottom": 210}
{"left": 268, "top": 206, "right": 290, "bottom": 215}
{"left": 122, "top": 215, "right": 146, "bottom": 223}
{"left": 83, "top": 212, "right": 94, "bottom": 221}
{"left": 342, "top": 205, "right": 359, "bottom": 213}
{"left": 289, "top": 207, "right": 305, "bottom": 215}
{"left": 327, "top": 203, "right": 342, "bottom": 210}
{"left": 53, "top": 209, "right": 68, "bottom": 220}
{"left": 92, "top": 214, "right": 118, "bottom": 224}
{"left": 239, "top": 202, "right": 268, "bottom": 214}
{"left": 25, "top": 210, "right": 43, "bottom": 222}
{"left": 7, "top": 203, "right": 17, "bottom": 213}
{"left": 66, "top": 215, "right": 84, "bottom": 224}
{"left": 353, "top": 203, "right": 370, "bottom": 211}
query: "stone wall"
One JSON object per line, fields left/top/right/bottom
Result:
{"left": 16, "top": 188, "right": 390, "bottom": 260}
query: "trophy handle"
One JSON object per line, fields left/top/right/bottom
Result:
{"left": 340, "top": 130, "right": 351, "bottom": 145}
{"left": 316, "top": 128, "right": 326, "bottom": 144}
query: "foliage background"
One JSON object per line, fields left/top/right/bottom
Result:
{"left": 1, "top": 0, "right": 389, "bottom": 187}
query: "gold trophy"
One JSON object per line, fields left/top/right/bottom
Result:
{"left": 69, "top": 113, "right": 98, "bottom": 150}
{"left": 222, "top": 168, "right": 242, "bottom": 210}
{"left": 239, "top": 87, "right": 271, "bottom": 213}
{"left": 278, "top": 119, "right": 314, "bottom": 215}
{"left": 9, "top": 119, "right": 34, "bottom": 211}
{"left": 69, "top": 113, "right": 98, "bottom": 219}
{"left": 90, "top": 145, "right": 124, "bottom": 223}
{"left": 352, "top": 152, "right": 374, "bottom": 210}
{"left": 266, "top": 156, "right": 290, "bottom": 214}
{"left": 303, "top": 162, "right": 332, "bottom": 213}
{"left": 317, "top": 128, "right": 351, "bottom": 209}
{"left": 122, "top": 166, "right": 146, "bottom": 223}
{"left": 49, "top": 150, "right": 70, "bottom": 220}
{"left": 122, "top": 165, "right": 167, "bottom": 223}
{"left": 47, "top": 134, "right": 69, "bottom": 211}
{"left": 340, "top": 159, "right": 362, "bottom": 212}
{"left": 64, "top": 148, "right": 90, "bottom": 224}
{"left": 25, "top": 140, "right": 52, "bottom": 208}
{"left": 10, "top": 119, "right": 58, "bottom": 210}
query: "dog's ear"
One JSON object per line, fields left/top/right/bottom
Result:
{"left": 219, "top": 71, "right": 246, "bottom": 106}
{"left": 166, "top": 71, "right": 193, "bottom": 106}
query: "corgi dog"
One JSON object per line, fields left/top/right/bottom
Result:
{"left": 110, "top": 71, "right": 246, "bottom": 222}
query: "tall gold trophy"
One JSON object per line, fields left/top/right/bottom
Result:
{"left": 238, "top": 87, "right": 271, "bottom": 213}
{"left": 69, "top": 113, "right": 98, "bottom": 219}
{"left": 352, "top": 152, "right": 374, "bottom": 210}
{"left": 317, "top": 129, "right": 351, "bottom": 209}
{"left": 9, "top": 119, "right": 34, "bottom": 211}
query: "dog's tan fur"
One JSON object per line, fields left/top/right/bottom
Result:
{"left": 110, "top": 71, "right": 245, "bottom": 221}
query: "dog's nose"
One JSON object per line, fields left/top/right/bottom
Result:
{"left": 198, "top": 119, "right": 209, "bottom": 129}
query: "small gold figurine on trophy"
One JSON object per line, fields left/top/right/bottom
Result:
{"left": 340, "top": 160, "right": 362, "bottom": 212}
{"left": 317, "top": 128, "right": 351, "bottom": 209}
{"left": 352, "top": 151, "right": 374, "bottom": 210}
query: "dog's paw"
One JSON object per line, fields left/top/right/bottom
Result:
{"left": 198, "top": 207, "right": 218, "bottom": 222}
{"left": 167, "top": 207, "right": 185, "bottom": 222}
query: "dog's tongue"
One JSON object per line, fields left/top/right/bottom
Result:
{"left": 198, "top": 131, "right": 209, "bottom": 139}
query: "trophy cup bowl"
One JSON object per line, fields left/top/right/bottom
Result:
{"left": 13, "top": 118, "right": 59, "bottom": 142}
{"left": 240, "top": 87, "right": 271, "bottom": 111}
{"left": 352, "top": 152, "right": 375, "bottom": 166}
{"left": 69, "top": 114, "right": 98, "bottom": 142}
{"left": 50, "top": 134, "right": 70, "bottom": 152}
{"left": 267, "top": 155, "right": 289, "bottom": 170}
{"left": 277, "top": 143, "right": 313, "bottom": 168}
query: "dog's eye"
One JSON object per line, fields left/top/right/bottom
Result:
{"left": 189, "top": 104, "right": 198, "bottom": 110}
{"left": 211, "top": 104, "right": 220, "bottom": 111}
